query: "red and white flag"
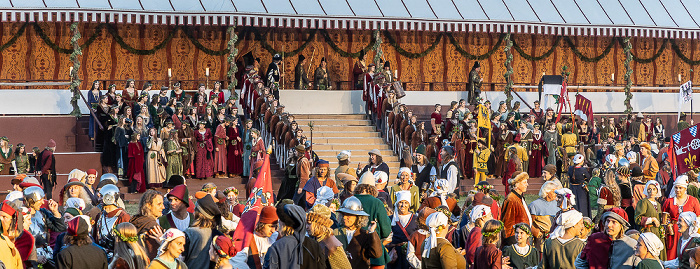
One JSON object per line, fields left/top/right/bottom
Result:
{"left": 231, "top": 153, "right": 275, "bottom": 255}
{"left": 574, "top": 95, "right": 593, "bottom": 122}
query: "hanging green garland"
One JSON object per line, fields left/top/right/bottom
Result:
{"left": 564, "top": 36, "right": 615, "bottom": 63}
{"left": 180, "top": 26, "right": 232, "bottom": 56}
{"left": 226, "top": 26, "right": 239, "bottom": 99}
{"left": 107, "top": 24, "right": 177, "bottom": 55}
{"left": 318, "top": 29, "right": 375, "bottom": 58}
{"left": 512, "top": 35, "right": 561, "bottom": 61}
{"left": 32, "top": 23, "right": 105, "bottom": 54}
{"left": 446, "top": 32, "right": 504, "bottom": 60}
{"left": 618, "top": 38, "right": 668, "bottom": 64}
{"left": 0, "top": 23, "right": 27, "bottom": 51}
{"left": 503, "top": 33, "right": 514, "bottom": 110}
{"left": 373, "top": 30, "right": 384, "bottom": 69}
{"left": 670, "top": 39, "right": 700, "bottom": 66}
{"left": 382, "top": 31, "right": 442, "bottom": 59}
{"left": 623, "top": 37, "right": 633, "bottom": 113}
{"left": 69, "top": 22, "right": 82, "bottom": 117}
{"left": 249, "top": 27, "right": 316, "bottom": 57}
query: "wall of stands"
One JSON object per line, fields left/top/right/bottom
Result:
{"left": 1, "top": 22, "right": 699, "bottom": 91}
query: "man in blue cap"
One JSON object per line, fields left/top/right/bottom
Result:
{"left": 301, "top": 159, "right": 339, "bottom": 209}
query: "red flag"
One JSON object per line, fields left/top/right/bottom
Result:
{"left": 231, "top": 153, "right": 275, "bottom": 255}
{"left": 574, "top": 95, "right": 593, "bottom": 122}
{"left": 669, "top": 123, "right": 700, "bottom": 175}
{"left": 555, "top": 80, "right": 567, "bottom": 123}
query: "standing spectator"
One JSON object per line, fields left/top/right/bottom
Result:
{"left": 13, "top": 143, "right": 29, "bottom": 174}
{"left": 149, "top": 228, "right": 187, "bottom": 269}
{"left": 314, "top": 57, "right": 332, "bottom": 90}
{"left": 568, "top": 154, "right": 591, "bottom": 217}
{"left": 164, "top": 130, "right": 183, "bottom": 180}
{"left": 529, "top": 181, "right": 562, "bottom": 250}
{"left": 662, "top": 211, "right": 700, "bottom": 268}
{"left": 540, "top": 210, "right": 584, "bottom": 269}
{"left": 664, "top": 175, "right": 700, "bottom": 260}
{"left": 226, "top": 116, "right": 244, "bottom": 177}
{"left": 146, "top": 128, "right": 166, "bottom": 188}
{"left": 195, "top": 121, "right": 214, "bottom": 179}
{"left": 36, "top": 139, "right": 57, "bottom": 199}
{"left": 213, "top": 117, "right": 229, "bottom": 178}
{"left": 473, "top": 219, "right": 502, "bottom": 269}
{"left": 242, "top": 119, "right": 254, "bottom": 179}
{"left": 130, "top": 190, "right": 165, "bottom": 260}
{"left": 87, "top": 80, "right": 103, "bottom": 139}
{"left": 0, "top": 202, "right": 22, "bottom": 268}
{"left": 501, "top": 172, "right": 532, "bottom": 246}
{"left": 0, "top": 136, "right": 15, "bottom": 175}
{"left": 265, "top": 203, "right": 326, "bottom": 268}
{"left": 302, "top": 159, "right": 339, "bottom": 209}
{"left": 128, "top": 132, "right": 146, "bottom": 193}
{"left": 111, "top": 222, "right": 151, "bottom": 269}
{"left": 502, "top": 223, "right": 540, "bottom": 269}
{"left": 430, "top": 104, "right": 442, "bottom": 135}
{"left": 636, "top": 233, "right": 665, "bottom": 269}
{"left": 335, "top": 197, "right": 382, "bottom": 269}
{"left": 576, "top": 209, "right": 637, "bottom": 269}
{"left": 390, "top": 167, "right": 420, "bottom": 212}
{"left": 183, "top": 194, "right": 220, "bottom": 269}
{"left": 439, "top": 146, "right": 460, "bottom": 194}
{"left": 387, "top": 191, "right": 417, "bottom": 269}
{"left": 306, "top": 204, "right": 351, "bottom": 269}
{"left": 465, "top": 205, "right": 492, "bottom": 266}
{"left": 357, "top": 149, "right": 391, "bottom": 180}
{"left": 57, "top": 216, "right": 109, "bottom": 269}
{"left": 334, "top": 150, "right": 356, "bottom": 189}
{"left": 158, "top": 185, "right": 194, "bottom": 231}
{"left": 354, "top": 172, "right": 392, "bottom": 268}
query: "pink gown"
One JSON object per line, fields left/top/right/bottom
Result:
{"left": 194, "top": 129, "right": 214, "bottom": 179}
{"left": 214, "top": 125, "right": 228, "bottom": 175}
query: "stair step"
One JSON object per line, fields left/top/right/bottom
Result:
{"left": 309, "top": 125, "right": 376, "bottom": 132}
{"left": 315, "top": 149, "right": 395, "bottom": 158}
{"left": 294, "top": 114, "right": 366, "bottom": 120}
{"left": 312, "top": 144, "right": 391, "bottom": 151}
{"left": 314, "top": 137, "right": 386, "bottom": 144}
{"left": 295, "top": 119, "right": 372, "bottom": 126}
{"left": 312, "top": 131, "right": 381, "bottom": 137}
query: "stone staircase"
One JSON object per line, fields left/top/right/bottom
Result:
{"left": 294, "top": 114, "right": 401, "bottom": 176}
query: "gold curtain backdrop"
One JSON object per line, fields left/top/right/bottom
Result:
{"left": 0, "top": 22, "right": 697, "bottom": 91}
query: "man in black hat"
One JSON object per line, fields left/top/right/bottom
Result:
{"left": 266, "top": 54, "right": 283, "bottom": 99}
{"left": 468, "top": 61, "right": 482, "bottom": 106}
{"left": 382, "top": 60, "right": 394, "bottom": 83}
{"left": 294, "top": 54, "right": 311, "bottom": 90}
{"left": 314, "top": 57, "right": 332, "bottom": 90}
{"left": 353, "top": 50, "right": 368, "bottom": 90}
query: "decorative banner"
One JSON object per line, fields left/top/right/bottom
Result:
{"left": 680, "top": 80, "right": 693, "bottom": 103}
{"left": 231, "top": 153, "right": 274, "bottom": 255}
{"left": 671, "top": 123, "right": 700, "bottom": 175}
{"left": 574, "top": 94, "right": 593, "bottom": 122}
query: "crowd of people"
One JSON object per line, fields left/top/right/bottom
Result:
{"left": 0, "top": 53, "right": 699, "bottom": 269}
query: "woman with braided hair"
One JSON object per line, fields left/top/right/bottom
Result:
{"left": 110, "top": 222, "right": 150, "bottom": 269}
{"left": 597, "top": 169, "right": 622, "bottom": 211}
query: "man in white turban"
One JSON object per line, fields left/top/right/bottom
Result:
{"left": 550, "top": 209, "right": 583, "bottom": 239}
{"left": 637, "top": 233, "right": 664, "bottom": 267}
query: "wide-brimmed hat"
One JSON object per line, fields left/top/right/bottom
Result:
{"left": 336, "top": 196, "right": 369, "bottom": 216}
{"left": 368, "top": 149, "right": 382, "bottom": 157}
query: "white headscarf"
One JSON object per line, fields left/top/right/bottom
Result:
{"left": 392, "top": 191, "right": 413, "bottom": 225}
{"left": 398, "top": 167, "right": 412, "bottom": 177}
{"left": 639, "top": 232, "right": 664, "bottom": 257}
{"left": 65, "top": 197, "right": 86, "bottom": 211}
{"left": 314, "top": 186, "right": 334, "bottom": 207}
{"left": 158, "top": 228, "right": 186, "bottom": 256}
{"left": 680, "top": 211, "right": 700, "bottom": 237}
{"left": 555, "top": 188, "right": 576, "bottom": 209}
{"left": 470, "top": 205, "right": 491, "bottom": 224}
{"left": 5, "top": 191, "right": 23, "bottom": 202}
{"left": 431, "top": 179, "right": 449, "bottom": 207}
{"left": 550, "top": 209, "right": 583, "bottom": 239}
{"left": 643, "top": 180, "right": 662, "bottom": 199}
{"left": 670, "top": 175, "right": 689, "bottom": 198}
{"left": 422, "top": 212, "right": 448, "bottom": 259}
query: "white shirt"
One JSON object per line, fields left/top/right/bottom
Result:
{"left": 172, "top": 213, "right": 190, "bottom": 232}
{"left": 254, "top": 232, "right": 277, "bottom": 264}
{"left": 514, "top": 244, "right": 530, "bottom": 255}
{"left": 416, "top": 164, "right": 437, "bottom": 176}
{"left": 520, "top": 196, "right": 533, "bottom": 226}
{"left": 346, "top": 229, "right": 356, "bottom": 243}
{"left": 441, "top": 160, "right": 459, "bottom": 193}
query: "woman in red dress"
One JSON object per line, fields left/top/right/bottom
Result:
{"left": 226, "top": 117, "right": 243, "bottom": 176}
{"left": 121, "top": 79, "right": 139, "bottom": 108}
{"left": 127, "top": 133, "right": 146, "bottom": 193}
{"left": 250, "top": 129, "right": 265, "bottom": 165}
{"left": 430, "top": 104, "right": 442, "bottom": 136}
{"left": 194, "top": 120, "right": 214, "bottom": 179}
{"left": 528, "top": 123, "right": 549, "bottom": 178}
{"left": 663, "top": 175, "right": 700, "bottom": 260}
{"left": 213, "top": 118, "right": 228, "bottom": 178}
{"left": 503, "top": 147, "right": 522, "bottom": 196}
{"left": 209, "top": 81, "right": 225, "bottom": 105}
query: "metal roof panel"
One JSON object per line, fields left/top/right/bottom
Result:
{"left": 618, "top": 0, "right": 655, "bottom": 26}
{"left": 230, "top": 0, "right": 267, "bottom": 13}
{"left": 502, "top": 0, "right": 539, "bottom": 22}
{"left": 453, "top": 0, "right": 489, "bottom": 20}
{"left": 260, "top": 0, "right": 296, "bottom": 14}
{"left": 170, "top": 0, "right": 204, "bottom": 11}
{"left": 375, "top": 0, "right": 411, "bottom": 18}
{"left": 140, "top": 0, "right": 176, "bottom": 11}
{"left": 318, "top": 0, "right": 354, "bottom": 16}
{"left": 573, "top": 0, "right": 612, "bottom": 25}
{"left": 478, "top": 0, "right": 514, "bottom": 21}
{"left": 427, "top": 0, "right": 462, "bottom": 19}
{"left": 550, "top": 0, "right": 589, "bottom": 24}
{"left": 109, "top": 0, "right": 145, "bottom": 10}
{"left": 200, "top": 0, "right": 237, "bottom": 12}
{"left": 680, "top": 0, "right": 700, "bottom": 27}
{"left": 639, "top": 0, "right": 677, "bottom": 27}
{"left": 524, "top": 0, "right": 564, "bottom": 23}
{"left": 402, "top": 0, "right": 436, "bottom": 19}
{"left": 663, "top": 0, "right": 697, "bottom": 28}
{"left": 596, "top": 0, "right": 633, "bottom": 25}
{"left": 10, "top": 0, "right": 46, "bottom": 8}
{"left": 45, "top": 0, "right": 79, "bottom": 8}
{"left": 345, "top": 0, "right": 383, "bottom": 17}
{"left": 289, "top": 0, "right": 325, "bottom": 15}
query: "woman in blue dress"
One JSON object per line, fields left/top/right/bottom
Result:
{"left": 87, "top": 80, "right": 102, "bottom": 140}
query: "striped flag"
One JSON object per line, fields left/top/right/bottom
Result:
{"left": 574, "top": 95, "right": 593, "bottom": 122}
{"left": 231, "top": 153, "right": 275, "bottom": 255}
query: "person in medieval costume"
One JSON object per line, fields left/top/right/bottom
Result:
{"left": 468, "top": 61, "right": 482, "bottom": 105}
{"left": 529, "top": 123, "right": 549, "bottom": 178}
{"left": 164, "top": 130, "right": 183, "bottom": 181}
{"left": 353, "top": 50, "right": 368, "bottom": 90}
{"left": 213, "top": 117, "right": 229, "bottom": 178}
{"left": 242, "top": 119, "right": 254, "bottom": 179}
{"left": 226, "top": 116, "right": 244, "bottom": 177}
{"left": 543, "top": 123, "right": 560, "bottom": 166}
{"left": 194, "top": 120, "right": 214, "bottom": 179}
{"left": 127, "top": 132, "right": 146, "bottom": 193}
{"left": 314, "top": 57, "right": 333, "bottom": 90}
{"left": 266, "top": 54, "right": 283, "bottom": 99}
{"left": 146, "top": 128, "right": 167, "bottom": 188}
{"left": 294, "top": 54, "right": 311, "bottom": 90}
{"left": 495, "top": 125, "right": 514, "bottom": 179}
{"left": 179, "top": 121, "right": 195, "bottom": 177}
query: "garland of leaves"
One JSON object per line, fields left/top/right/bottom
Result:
{"left": 373, "top": 30, "right": 384, "bottom": 69}
{"left": 512, "top": 35, "right": 561, "bottom": 61}
{"left": 670, "top": 39, "right": 700, "bottom": 66}
{"left": 32, "top": 23, "right": 105, "bottom": 54}
{"left": 446, "top": 32, "right": 504, "bottom": 60}
{"left": 249, "top": 27, "right": 315, "bottom": 57}
{"left": 107, "top": 24, "right": 177, "bottom": 55}
{"left": 319, "top": 29, "right": 375, "bottom": 58}
{"left": 503, "top": 33, "right": 514, "bottom": 110}
{"left": 180, "top": 26, "right": 234, "bottom": 56}
{"left": 618, "top": 38, "right": 668, "bottom": 64}
{"left": 382, "top": 31, "right": 442, "bottom": 59}
{"left": 564, "top": 36, "right": 615, "bottom": 63}
{"left": 623, "top": 37, "right": 633, "bottom": 113}
{"left": 69, "top": 22, "right": 82, "bottom": 117}
{"left": 226, "top": 26, "right": 239, "bottom": 99}
{"left": 0, "top": 23, "right": 27, "bottom": 51}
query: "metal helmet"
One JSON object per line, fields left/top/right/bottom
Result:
{"left": 99, "top": 184, "right": 120, "bottom": 206}
{"left": 23, "top": 186, "right": 45, "bottom": 205}
{"left": 572, "top": 154, "right": 585, "bottom": 165}
{"left": 100, "top": 173, "right": 118, "bottom": 186}
{"left": 626, "top": 151, "right": 637, "bottom": 163}
{"left": 336, "top": 196, "right": 369, "bottom": 216}
{"left": 618, "top": 158, "right": 630, "bottom": 168}
{"left": 605, "top": 154, "right": 617, "bottom": 166}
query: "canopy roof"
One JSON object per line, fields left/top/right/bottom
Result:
{"left": 2, "top": 0, "right": 699, "bottom": 38}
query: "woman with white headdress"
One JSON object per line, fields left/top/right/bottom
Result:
{"left": 636, "top": 232, "right": 665, "bottom": 269}
{"left": 567, "top": 154, "right": 591, "bottom": 218}
{"left": 634, "top": 180, "right": 665, "bottom": 260}
{"left": 420, "top": 211, "right": 466, "bottom": 268}
{"left": 663, "top": 211, "right": 700, "bottom": 269}
{"left": 555, "top": 188, "right": 576, "bottom": 212}
{"left": 390, "top": 167, "right": 420, "bottom": 212}
{"left": 663, "top": 175, "right": 700, "bottom": 260}
{"left": 540, "top": 210, "right": 585, "bottom": 269}
{"left": 148, "top": 228, "right": 187, "bottom": 269}
{"left": 465, "top": 205, "right": 492, "bottom": 266}
{"left": 420, "top": 178, "right": 461, "bottom": 216}
{"left": 387, "top": 190, "right": 417, "bottom": 269}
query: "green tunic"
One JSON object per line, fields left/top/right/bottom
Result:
{"left": 588, "top": 176, "right": 603, "bottom": 209}
{"left": 164, "top": 139, "right": 183, "bottom": 180}
{"left": 388, "top": 184, "right": 420, "bottom": 212}
{"left": 635, "top": 258, "right": 663, "bottom": 269}
{"left": 502, "top": 244, "right": 540, "bottom": 269}
{"left": 634, "top": 198, "right": 666, "bottom": 260}
{"left": 14, "top": 154, "right": 29, "bottom": 174}
{"left": 540, "top": 237, "right": 585, "bottom": 269}
{"left": 354, "top": 194, "right": 391, "bottom": 266}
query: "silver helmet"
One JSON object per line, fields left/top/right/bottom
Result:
{"left": 23, "top": 186, "right": 45, "bottom": 205}
{"left": 100, "top": 173, "right": 118, "bottom": 186}
{"left": 336, "top": 196, "right": 369, "bottom": 216}
{"left": 618, "top": 158, "right": 630, "bottom": 168}
{"left": 100, "top": 184, "right": 120, "bottom": 206}
{"left": 605, "top": 154, "right": 617, "bottom": 166}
